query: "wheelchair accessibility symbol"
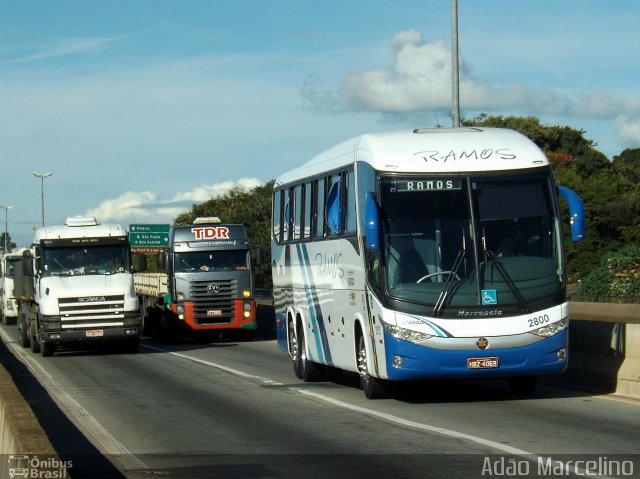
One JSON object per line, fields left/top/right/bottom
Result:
{"left": 482, "top": 290, "right": 497, "bottom": 305}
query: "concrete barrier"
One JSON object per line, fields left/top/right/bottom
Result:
{"left": 563, "top": 302, "right": 640, "bottom": 399}
{"left": 1, "top": 362, "right": 60, "bottom": 479}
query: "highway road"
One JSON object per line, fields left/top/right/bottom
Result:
{"left": 1, "top": 313, "right": 639, "bottom": 479}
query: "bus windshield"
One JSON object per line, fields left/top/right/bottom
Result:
{"left": 41, "top": 244, "right": 131, "bottom": 277}
{"left": 174, "top": 250, "right": 249, "bottom": 273}
{"left": 379, "top": 170, "right": 564, "bottom": 311}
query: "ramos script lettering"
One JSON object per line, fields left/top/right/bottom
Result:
{"left": 416, "top": 148, "right": 517, "bottom": 163}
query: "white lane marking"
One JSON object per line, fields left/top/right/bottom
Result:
{"left": 0, "top": 328, "right": 147, "bottom": 472}
{"left": 143, "top": 343, "right": 528, "bottom": 454}
{"left": 144, "top": 343, "right": 620, "bottom": 479}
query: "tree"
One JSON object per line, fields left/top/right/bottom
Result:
{"left": 0, "top": 233, "right": 17, "bottom": 254}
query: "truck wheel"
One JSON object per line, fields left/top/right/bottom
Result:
{"left": 18, "top": 311, "right": 29, "bottom": 348}
{"left": 41, "top": 341, "right": 55, "bottom": 357}
{"left": 29, "top": 321, "right": 40, "bottom": 353}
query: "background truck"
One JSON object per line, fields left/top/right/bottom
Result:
{"left": 16, "top": 216, "right": 141, "bottom": 356}
{"left": 1, "top": 248, "right": 30, "bottom": 325}
{"left": 135, "top": 217, "right": 257, "bottom": 340}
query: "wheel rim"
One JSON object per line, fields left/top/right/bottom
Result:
{"left": 357, "top": 337, "right": 369, "bottom": 382}
{"left": 289, "top": 321, "right": 298, "bottom": 361}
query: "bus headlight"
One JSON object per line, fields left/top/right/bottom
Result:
{"left": 382, "top": 321, "right": 432, "bottom": 343}
{"left": 532, "top": 317, "right": 568, "bottom": 337}
{"left": 176, "top": 304, "right": 185, "bottom": 320}
{"left": 177, "top": 293, "right": 185, "bottom": 301}
{"left": 243, "top": 301, "right": 252, "bottom": 318}
{"left": 242, "top": 289, "right": 251, "bottom": 298}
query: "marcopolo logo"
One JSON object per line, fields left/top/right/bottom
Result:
{"left": 8, "top": 455, "right": 72, "bottom": 478}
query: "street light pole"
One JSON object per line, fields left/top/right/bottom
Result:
{"left": 451, "top": 0, "right": 461, "bottom": 127}
{"left": 0, "top": 204, "right": 14, "bottom": 253}
{"left": 32, "top": 172, "right": 53, "bottom": 227}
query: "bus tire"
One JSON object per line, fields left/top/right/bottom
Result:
{"left": 357, "top": 333, "right": 387, "bottom": 399}
{"left": 293, "top": 320, "right": 321, "bottom": 382}
{"left": 508, "top": 375, "right": 537, "bottom": 395}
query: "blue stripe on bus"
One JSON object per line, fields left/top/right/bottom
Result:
{"left": 295, "top": 243, "right": 331, "bottom": 364}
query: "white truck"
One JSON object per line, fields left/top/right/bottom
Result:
{"left": 1, "top": 248, "right": 30, "bottom": 325}
{"left": 17, "top": 217, "right": 141, "bottom": 356}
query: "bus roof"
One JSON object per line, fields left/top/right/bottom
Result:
{"left": 275, "top": 127, "right": 549, "bottom": 185}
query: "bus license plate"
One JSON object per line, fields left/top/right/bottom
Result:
{"left": 86, "top": 330, "right": 104, "bottom": 338}
{"left": 467, "top": 357, "right": 499, "bottom": 369}
{"left": 207, "top": 310, "right": 222, "bottom": 317}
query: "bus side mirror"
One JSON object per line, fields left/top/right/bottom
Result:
{"left": 558, "top": 186, "right": 586, "bottom": 243}
{"left": 364, "top": 193, "right": 381, "bottom": 251}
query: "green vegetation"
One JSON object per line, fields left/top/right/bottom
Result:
{"left": 172, "top": 116, "right": 639, "bottom": 301}
{"left": 465, "top": 115, "right": 640, "bottom": 301}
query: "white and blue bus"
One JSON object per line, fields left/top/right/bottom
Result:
{"left": 271, "top": 127, "right": 585, "bottom": 398}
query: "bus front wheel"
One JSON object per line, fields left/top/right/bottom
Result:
{"left": 357, "top": 334, "right": 387, "bottom": 399}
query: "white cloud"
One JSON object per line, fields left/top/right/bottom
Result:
{"left": 615, "top": 117, "right": 640, "bottom": 150}
{"left": 0, "top": 36, "right": 121, "bottom": 65}
{"left": 299, "top": 29, "right": 640, "bottom": 154}
{"left": 84, "top": 178, "right": 263, "bottom": 224}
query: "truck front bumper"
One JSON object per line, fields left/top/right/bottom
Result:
{"left": 40, "top": 326, "right": 140, "bottom": 345}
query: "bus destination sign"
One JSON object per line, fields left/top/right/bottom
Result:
{"left": 393, "top": 178, "right": 462, "bottom": 192}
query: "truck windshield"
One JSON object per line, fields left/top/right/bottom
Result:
{"left": 41, "top": 244, "right": 131, "bottom": 276}
{"left": 379, "top": 170, "right": 564, "bottom": 311}
{"left": 174, "top": 250, "right": 249, "bottom": 273}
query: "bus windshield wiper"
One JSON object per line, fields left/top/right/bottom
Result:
{"left": 433, "top": 248, "right": 466, "bottom": 316}
{"left": 484, "top": 249, "right": 531, "bottom": 314}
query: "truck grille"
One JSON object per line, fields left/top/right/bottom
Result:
{"left": 190, "top": 280, "right": 235, "bottom": 325}
{"left": 58, "top": 295, "right": 125, "bottom": 329}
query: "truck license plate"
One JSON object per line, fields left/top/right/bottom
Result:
{"left": 467, "top": 357, "right": 499, "bottom": 369}
{"left": 86, "top": 330, "right": 104, "bottom": 338}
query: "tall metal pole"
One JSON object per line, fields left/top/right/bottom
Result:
{"left": 32, "top": 172, "right": 53, "bottom": 227}
{"left": 451, "top": 0, "right": 461, "bottom": 127}
{"left": 0, "top": 205, "right": 14, "bottom": 253}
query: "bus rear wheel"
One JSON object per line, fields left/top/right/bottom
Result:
{"left": 357, "top": 334, "right": 387, "bottom": 399}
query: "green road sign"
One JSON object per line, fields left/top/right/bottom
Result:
{"left": 129, "top": 224, "right": 170, "bottom": 249}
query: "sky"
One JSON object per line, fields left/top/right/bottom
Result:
{"left": 1, "top": 1, "right": 639, "bottom": 248}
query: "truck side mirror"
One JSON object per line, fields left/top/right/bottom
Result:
{"left": 558, "top": 186, "right": 586, "bottom": 243}
{"left": 156, "top": 251, "right": 167, "bottom": 270}
{"left": 253, "top": 247, "right": 264, "bottom": 266}
{"left": 135, "top": 254, "right": 148, "bottom": 272}
{"left": 364, "top": 192, "right": 381, "bottom": 251}
{"left": 22, "top": 250, "right": 34, "bottom": 277}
